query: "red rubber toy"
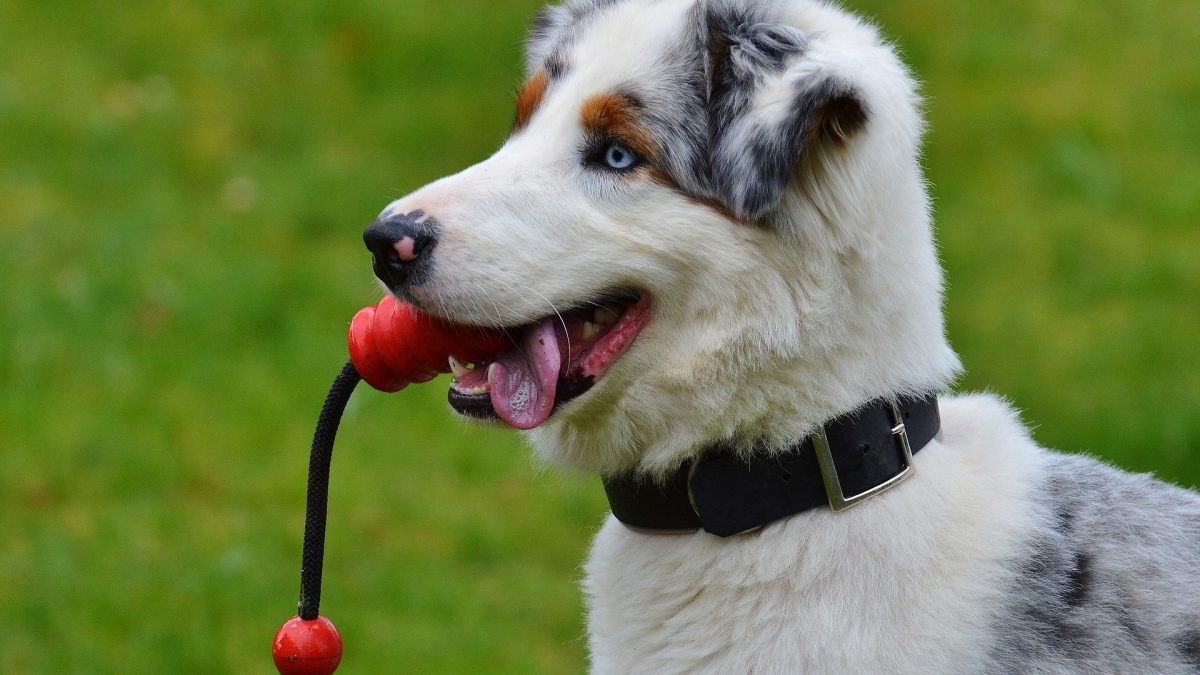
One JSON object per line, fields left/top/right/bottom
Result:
{"left": 348, "top": 294, "right": 510, "bottom": 392}
{"left": 273, "top": 615, "right": 343, "bottom": 675}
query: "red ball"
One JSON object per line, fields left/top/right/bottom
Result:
{"left": 272, "top": 615, "right": 343, "bottom": 675}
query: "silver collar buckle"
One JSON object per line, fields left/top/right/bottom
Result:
{"left": 812, "top": 401, "right": 915, "bottom": 512}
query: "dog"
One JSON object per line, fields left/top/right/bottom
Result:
{"left": 361, "top": 0, "right": 1200, "bottom": 671}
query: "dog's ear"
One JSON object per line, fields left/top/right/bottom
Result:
{"left": 525, "top": 4, "right": 571, "bottom": 76}
{"left": 705, "top": 9, "right": 869, "bottom": 222}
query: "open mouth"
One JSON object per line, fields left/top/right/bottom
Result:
{"left": 447, "top": 292, "right": 651, "bottom": 429}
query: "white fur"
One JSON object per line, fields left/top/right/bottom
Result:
{"left": 375, "top": 0, "right": 1200, "bottom": 671}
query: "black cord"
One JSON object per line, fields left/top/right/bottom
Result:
{"left": 298, "top": 360, "right": 361, "bottom": 620}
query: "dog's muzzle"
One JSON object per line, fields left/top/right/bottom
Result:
{"left": 363, "top": 210, "right": 439, "bottom": 292}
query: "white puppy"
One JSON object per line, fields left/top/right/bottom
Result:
{"left": 361, "top": 0, "right": 1200, "bottom": 672}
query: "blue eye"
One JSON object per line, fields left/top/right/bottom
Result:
{"left": 603, "top": 143, "right": 638, "bottom": 170}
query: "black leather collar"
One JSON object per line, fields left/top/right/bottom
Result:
{"left": 601, "top": 394, "right": 941, "bottom": 537}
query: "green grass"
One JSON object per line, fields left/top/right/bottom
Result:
{"left": 1, "top": 0, "right": 1196, "bottom": 672}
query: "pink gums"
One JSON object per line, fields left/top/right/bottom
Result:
{"left": 577, "top": 295, "right": 652, "bottom": 380}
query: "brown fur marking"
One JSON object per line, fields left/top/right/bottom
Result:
{"left": 513, "top": 69, "right": 549, "bottom": 132}
{"left": 579, "top": 93, "right": 658, "bottom": 162}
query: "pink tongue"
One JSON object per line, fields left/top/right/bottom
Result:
{"left": 489, "top": 318, "right": 561, "bottom": 430}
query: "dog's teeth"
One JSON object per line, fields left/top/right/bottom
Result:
{"left": 582, "top": 321, "right": 599, "bottom": 339}
{"left": 448, "top": 355, "right": 469, "bottom": 378}
{"left": 486, "top": 362, "right": 498, "bottom": 388}
{"left": 595, "top": 306, "right": 619, "bottom": 325}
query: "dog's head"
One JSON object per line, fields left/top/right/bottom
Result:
{"left": 365, "top": 0, "right": 960, "bottom": 475}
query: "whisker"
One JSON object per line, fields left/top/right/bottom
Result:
{"left": 476, "top": 276, "right": 526, "bottom": 351}
{"left": 516, "top": 282, "right": 571, "bottom": 362}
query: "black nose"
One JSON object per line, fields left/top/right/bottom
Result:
{"left": 363, "top": 210, "right": 439, "bottom": 291}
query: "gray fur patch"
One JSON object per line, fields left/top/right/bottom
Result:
{"left": 711, "top": 76, "right": 865, "bottom": 221}
{"left": 706, "top": 4, "right": 808, "bottom": 77}
{"left": 701, "top": 2, "right": 867, "bottom": 221}
{"left": 1178, "top": 630, "right": 1200, "bottom": 665}
{"left": 985, "top": 455, "right": 1200, "bottom": 673}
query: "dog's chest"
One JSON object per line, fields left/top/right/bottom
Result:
{"left": 580, "top": 410, "right": 1047, "bottom": 674}
{"left": 583, "top": 520, "right": 996, "bottom": 673}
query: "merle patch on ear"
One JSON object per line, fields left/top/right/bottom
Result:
{"left": 706, "top": 10, "right": 869, "bottom": 222}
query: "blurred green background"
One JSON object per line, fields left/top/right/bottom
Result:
{"left": 1, "top": 0, "right": 1196, "bottom": 672}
